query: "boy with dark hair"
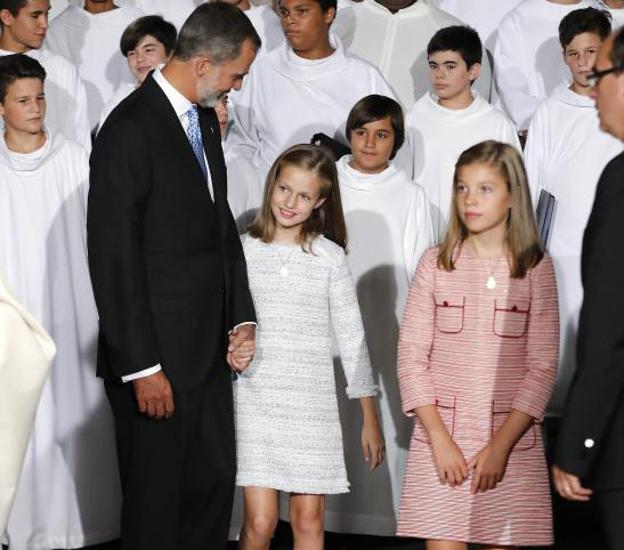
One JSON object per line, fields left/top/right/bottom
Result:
{"left": 0, "top": 0, "right": 90, "bottom": 148}
{"left": 0, "top": 53, "right": 120, "bottom": 550}
{"left": 98, "top": 14, "right": 176, "bottom": 128}
{"left": 525, "top": 7, "right": 622, "bottom": 412}
{"left": 329, "top": 92, "right": 433, "bottom": 537}
{"left": 46, "top": 0, "right": 145, "bottom": 130}
{"left": 404, "top": 25, "right": 518, "bottom": 240}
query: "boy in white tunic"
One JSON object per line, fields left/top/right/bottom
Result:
{"left": 226, "top": 0, "right": 395, "bottom": 182}
{"left": 0, "top": 54, "right": 120, "bottom": 550}
{"left": 525, "top": 7, "right": 623, "bottom": 412}
{"left": 98, "top": 14, "right": 176, "bottom": 130}
{"left": 327, "top": 94, "right": 434, "bottom": 536}
{"left": 46, "top": 0, "right": 144, "bottom": 130}
{"left": 0, "top": 0, "right": 90, "bottom": 148}
{"left": 405, "top": 25, "right": 519, "bottom": 240}
{"left": 493, "top": 0, "right": 594, "bottom": 133}
{"left": 332, "top": 0, "right": 493, "bottom": 110}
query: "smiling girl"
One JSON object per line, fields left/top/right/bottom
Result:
{"left": 396, "top": 140, "right": 559, "bottom": 550}
{"left": 232, "top": 143, "right": 384, "bottom": 550}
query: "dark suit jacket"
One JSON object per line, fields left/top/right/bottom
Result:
{"left": 556, "top": 151, "right": 624, "bottom": 490}
{"left": 87, "top": 74, "right": 256, "bottom": 390}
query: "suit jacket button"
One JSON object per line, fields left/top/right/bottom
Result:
{"left": 584, "top": 438, "right": 595, "bottom": 449}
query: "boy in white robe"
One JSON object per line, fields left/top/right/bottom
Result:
{"left": 405, "top": 25, "right": 519, "bottom": 240}
{"left": 0, "top": 0, "right": 90, "bottom": 149}
{"left": 326, "top": 94, "right": 433, "bottom": 536}
{"left": 429, "top": 0, "right": 524, "bottom": 50}
{"left": 226, "top": 0, "right": 395, "bottom": 182}
{"left": 525, "top": 8, "right": 623, "bottom": 413}
{"left": 0, "top": 53, "right": 120, "bottom": 550}
{"left": 332, "top": 0, "right": 493, "bottom": 110}
{"left": 98, "top": 14, "right": 176, "bottom": 130}
{"left": 493, "top": 0, "right": 594, "bottom": 133}
{"left": 46, "top": 0, "right": 144, "bottom": 130}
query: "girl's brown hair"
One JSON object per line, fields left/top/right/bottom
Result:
{"left": 438, "top": 140, "right": 543, "bottom": 278}
{"left": 249, "top": 143, "right": 347, "bottom": 250}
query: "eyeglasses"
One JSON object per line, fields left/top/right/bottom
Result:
{"left": 587, "top": 64, "right": 624, "bottom": 87}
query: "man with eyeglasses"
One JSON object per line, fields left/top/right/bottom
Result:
{"left": 553, "top": 26, "right": 624, "bottom": 550}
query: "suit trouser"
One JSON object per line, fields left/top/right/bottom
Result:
{"left": 597, "top": 489, "right": 624, "bottom": 550}
{"left": 105, "top": 363, "right": 236, "bottom": 550}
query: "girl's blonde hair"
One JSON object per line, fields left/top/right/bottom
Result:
{"left": 249, "top": 143, "right": 347, "bottom": 250}
{"left": 438, "top": 140, "right": 543, "bottom": 278}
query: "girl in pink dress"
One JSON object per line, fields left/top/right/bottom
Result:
{"left": 397, "top": 140, "right": 559, "bottom": 549}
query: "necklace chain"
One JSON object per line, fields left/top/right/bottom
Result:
{"left": 277, "top": 247, "right": 295, "bottom": 277}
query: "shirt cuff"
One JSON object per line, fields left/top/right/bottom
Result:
{"left": 121, "top": 364, "right": 162, "bottom": 383}
{"left": 233, "top": 321, "right": 257, "bottom": 331}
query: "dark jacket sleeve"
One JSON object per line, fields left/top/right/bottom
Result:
{"left": 87, "top": 116, "right": 160, "bottom": 379}
{"left": 555, "top": 155, "right": 624, "bottom": 478}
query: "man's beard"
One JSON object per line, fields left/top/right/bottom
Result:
{"left": 196, "top": 78, "right": 226, "bottom": 108}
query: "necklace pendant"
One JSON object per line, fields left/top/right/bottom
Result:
{"left": 486, "top": 275, "right": 497, "bottom": 290}
{"left": 280, "top": 266, "right": 289, "bottom": 277}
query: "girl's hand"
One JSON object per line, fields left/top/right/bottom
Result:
{"left": 467, "top": 441, "right": 510, "bottom": 494}
{"left": 361, "top": 417, "right": 385, "bottom": 470}
{"left": 430, "top": 432, "right": 468, "bottom": 486}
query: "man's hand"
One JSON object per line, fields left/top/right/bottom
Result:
{"left": 132, "top": 370, "right": 175, "bottom": 420}
{"left": 552, "top": 465, "right": 593, "bottom": 502}
{"left": 227, "top": 324, "right": 256, "bottom": 373}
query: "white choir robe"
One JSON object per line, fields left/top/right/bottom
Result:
{"left": 46, "top": 2, "right": 145, "bottom": 130}
{"left": 226, "top": 34, "right": 395, "bottom": 182}
{"left": 0, "top": 48, "right": 90, "bottom": 150}
{"left": 0, "top": 131, "right": 121, "bottom": 550}
{"left": 493, "top": 0, "right": 593, "bottom": 132}
{"left": 98, "top": 81, "right": 135, "bottom": 132}
{"left": 405, "top": 91, "right": 519, "bottom": 241}
{"left": 223, "top": 141, "right": 264, "bottom": 233}
{"left": 524, "top": 82, "right": 623, "bottom": 413}
{"left": 245, "top": 4, "right": 285, "bottom": 53}
{"left": 428, "top": 0, "right": 524, "bottom": 50}
{"left": 132, "top": 0, "right": 201, "bottom": 29}
{"left": 331, "top": 0, "right": 493, "bottom": 110}
{"left": 324, "top": 156, "right": 434, "bottom": 535}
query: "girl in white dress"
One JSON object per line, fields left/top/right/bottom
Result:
{"left": 231, "top": 143, "right": 384, "bottom": 550}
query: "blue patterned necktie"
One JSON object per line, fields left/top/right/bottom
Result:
{"left": 186, "top": 105, "right": 208, "bottom": 182}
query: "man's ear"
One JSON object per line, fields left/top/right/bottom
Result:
{"left": 195, "top": 56, "right": 214, "bottom": 78}
{"left": 0, "top": 8, "right": 15, "bottom": 28}
{"left": 468, "top": 62, "right": 481, "bottom": 83}
{"left": 324, "top": 6, "right": 336, "bottom": 26}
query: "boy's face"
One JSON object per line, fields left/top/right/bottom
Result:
{"left": 279, "top": 0, "right": 334, "bottom": 54}
{"left": 428, "top": 50, "right": 480, "bottom": 101}
{"left": 0, "top": 0, "right": 50, "bottom": 52}
{"left": 0, "top": 77, "right": 46, "bottom": 135}
{"left": 349, "top": 116, "right": 395, "bottom": 174}
{"left": 563, "top": 32, "right": 603, "bottom": 90}
{"left": 127, "top": 34, "right": 170, "bottom": 84}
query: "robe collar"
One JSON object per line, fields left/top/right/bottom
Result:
{"left": 0, "top": 47, "right": 53, "bottom": 63}
{"left": 551, "top": 80, "right": 597, "bottom": 109}
{"left": 56, "top": 3, "right": 142, "bottom": 29}
{"left": 416, "top": 90, "right": 493, "bottom": 123}
{"left": 270, "top": 33, "right": 350, "bottom": 81}
{"left": 359, "top": 0, "right": 434, "bottom": 18}
{"left": 0, "top": 130, "right": 64, "bottom": 173}
{"left": 337, "top": 154, "right": 402, "bottom": 191}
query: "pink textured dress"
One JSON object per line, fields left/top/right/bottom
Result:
{"left": 397, "top": 246, "right": 559, "bottom": 546}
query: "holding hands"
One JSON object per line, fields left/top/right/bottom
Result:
{"left": 227, "top": 323, "right": 256, "bottom": 372}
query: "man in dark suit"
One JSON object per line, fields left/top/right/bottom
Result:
{"left": 87, "top": 4, "right": 260, "bottom": 549}
{"left": 553, "top": 27, "right": 624, "bottom": 550}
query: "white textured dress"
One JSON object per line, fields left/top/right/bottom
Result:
{"left": 234, "top": 235, "right": 377, "bottom": 494}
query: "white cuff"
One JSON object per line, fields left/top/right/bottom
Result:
{"left": 233, "top": 321, "right": 257, "bottom": 331}
{"left": 121, "top": 364, "right": 162, "bottom": 383}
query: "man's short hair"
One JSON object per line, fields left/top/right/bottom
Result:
{"left": 559, "top": 7, "right": 612, "bottom": 49}
{"left": 0, "top": 53, "right": 46, "bottom": 102}
{"left": 175, "top": 2, "right": 261, "bottom": 64}
{"left": 427, "top": 25, "right": 482, "bottom": 68}
{"left": 0, "top": 0, "right": 27, "bottom": 18}
{"left": 610, "top": 26, "right": 624, "bottom": 68}
{"left": 345, "top": 94, "right": 405, "bottom": 159}
{"left": 120, "top": 15, "right": 177, "bottom": 57}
